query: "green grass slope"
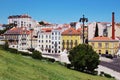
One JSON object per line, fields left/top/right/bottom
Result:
{"left": 0, "top": 49, "right": 115, "bottom": 80}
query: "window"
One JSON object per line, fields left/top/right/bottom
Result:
{"left": 49, "top": 45, "right": 51, "bottom": 48}
{"left": 55, "top": 32, "right": 57, "bottom": 35}
{"left": 42, "top": 45, "right": 43, "bottom": 48}
{"left": 52, "top": 42, "right": 54, "bottom": 44}
{"left": 59, "top": 42, "right": 60, "bottom": 44}
{"left": 52, "top": 37, "right": 54, "bottom": 40}
{"left": 46, "top": 40, "right": 48, "bottom": 43}
{"left": 49, "top": 35, "right": 51, "bottom": 38}
{"left": 71, "top": 40, "right": 73, "bottom": 48}
{"left": 39, "top": 40, "right": 40, "bottom": 43}
{"left": 49, "top": 40, "right": 51, "bottom": 43}
{"left": 98, "top": 43, "right": 102, "bottom": 48}
{"left": 91, "top": 42, "right": 94, "bottom": 47}
{"left": 55, "top": 36, "right": 57, "bottom": 40}
{"left": 105, "top": 43, "right": 109, "bottom": 48}
{"left": 46, "top": 35, "right": 48, "bottom": 38}
{"left": 46, "top": 45, "right": 48, "bottom": 49}
{"left": 21, "top": 21, "right": 23, "bottom": 26}
{"left": 58, "top": 51, "right": 60, "bottom": 53}
{"left": 58, "top": 37, "right": 60, "bottom": 40}
{"left": 75, "top": 40, "right": 77, "bottom": 46}
{"left": 52, "top": 50, "right": 54, "bottom": 53}
{"left": 59, "top": 46, "right": 60, "bottom": 48}
{"left": 42, "top": 40, "right": 43, "bottom": 43}
{"left": 42, "top": 35, "right": 43, "bottom": 38}
{"left": 52, "top": 32, "right": 54, "bottom": 35}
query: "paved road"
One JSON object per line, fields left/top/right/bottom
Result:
{"left": 100, "top": 57, "right": 120, "bottom": 73}
{"left": 97, "top": 65, "right": 120, "bottom": 80}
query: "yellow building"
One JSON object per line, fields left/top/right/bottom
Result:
{"left": 89, "top": 36, "right": 119, "bottom": 55}
{"left": 61, "top": 27, "right": 81, "bottom": 51}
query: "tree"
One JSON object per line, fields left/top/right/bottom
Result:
{"left": 32, "top": 50, "right": 42, "bottom": 60}
{"left": 68, "top": 44, "right": 99, "bottom": 73}
{"left": 94, "top": 23, "right": 99, "bottom": 37}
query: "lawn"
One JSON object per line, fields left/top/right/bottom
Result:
{"left": 0, "top": 49, "right": 115, "bottom": 80}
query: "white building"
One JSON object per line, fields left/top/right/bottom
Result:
{"left": 107, "top": 23, "right": 120, "bottom": 38}
{"left": 4, "top": 27, "right": 31, "bottom": 50}
{"left": 51, "top": 27, "right": 62, "bottom": 53}
{"left": 37, "top": 27, "right": 62, "bottom": 54}
{"left": 37, "top": 28, "right": 52, "bottom": 53}
{"left": 88, "top": 22, "right": 110, "bottom": 40}
{"left": 8, "top": 14, "right": 38, "bottom": 30}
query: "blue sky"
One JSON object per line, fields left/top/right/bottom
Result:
{"left": 0, "top": 0, "right": 120, "bottom": 24}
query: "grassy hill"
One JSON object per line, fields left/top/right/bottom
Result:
{"left": 0, "top": 49, "right": 115, "bottom": 80}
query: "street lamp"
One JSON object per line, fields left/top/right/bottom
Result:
{"left": 79, "top": 15, "right": 88, "bottom": 44}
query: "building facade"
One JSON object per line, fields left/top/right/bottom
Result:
{"left": 4, "top": 27, "right": 31, "bottom": 50}
{"left": 37, "top": 27, "right": 62, "bottom": 54}
{"left": 51, "top": 28, "right": 62, "bottom": 53}
{"left": 8, "top": 14, "right": 38, "bottom": 30}
{"left": 37, "top": 28, "right": 52, "bottom": 53}
{"left": 89, "top": 36, "right": 119, "bottom": 55}
{"left": 88, "top": 22, "right": 110, "bottom": 40}
{"left": 61, "top": 27, "right": 81, "bottom": 51}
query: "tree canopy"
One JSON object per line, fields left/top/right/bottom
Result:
{"left": 68, "top": 44, "right": 99, "bottom": 73}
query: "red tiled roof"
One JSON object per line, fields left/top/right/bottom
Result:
{"left": 89, "top": 36, "right": 119, "bottom": 42}
{"left": 62, "top": 27, "right": 80, "bottom": 35}
{"left": 4, "top": 27, "right": 30, "bottom": 35}
{"left": 54, "top": 27, "right": 62, "bottom": 30}
{"left": 41, "top": 28, "right": 52, "bottom": 32}
{"left": 77, "top": 28, "right": 87, "bottom": 32}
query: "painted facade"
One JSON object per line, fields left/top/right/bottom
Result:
{"left": 61, "top": 27, "right": 81, "bottom": 51}
{"left": 4, "top": 27, "right": 31, "bottom": 50}
{"left": 89, "top": 36, "right": 119, "bottom": 55}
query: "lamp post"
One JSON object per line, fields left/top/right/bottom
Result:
{"left": 79, "top": 15, "right": 88, "bottom": 44}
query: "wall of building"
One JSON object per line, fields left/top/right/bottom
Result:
{"left": 89, "top": 41, "right": 119, "bottom": 55}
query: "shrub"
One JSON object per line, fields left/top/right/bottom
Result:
{"left": 3, "top": 40, "right": 9, "bottom": 50}
{"left": 28, "top": 48, "right": 35, "bottom": 52}
{"left": 104, "top": 73, "right": 113, "bottom": 78}
{"left": 100, "top": 71, "right": 104, "bottom": 76}
{"left": 65, "top": 63, "right": 73, "bottom": 69}
{"left": 18, "top": 51, "right": 32, "bottom": 56}
{"left": 8, "top": 48, "right": 18, "bottom": 54}
{"left": 91, "top": 71, "right": 98, "bottom": 75}
{"left": 43, "top": 57, "right": 55, "bottom": 63}
{"left": 32, "top": 50, "right": 42, "bottom": 60}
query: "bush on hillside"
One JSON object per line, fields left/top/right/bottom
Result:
{"left": 32, "top": 50, "right": 42, "bottom": 60}
{"left": 42, "top": 57, "right": 55, "bottom": 63}
{"left": 68, "top": 44, "right": 100, "bottom": 73}
{"left": 18, "top": 51, "right": 32, "bottom": 56}
{"left": 8, "top": 48, "right": 18, "bottom": 54}
{"left": 3, "top": 40, "right": 9, "bottom": 50}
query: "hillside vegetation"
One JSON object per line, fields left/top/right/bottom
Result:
{"left": 0, "top": 49, "right": 115, "bottom": 80}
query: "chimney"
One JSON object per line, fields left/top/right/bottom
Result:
{"left": 112, "top": 12, "right": 115, "bottom": 39}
